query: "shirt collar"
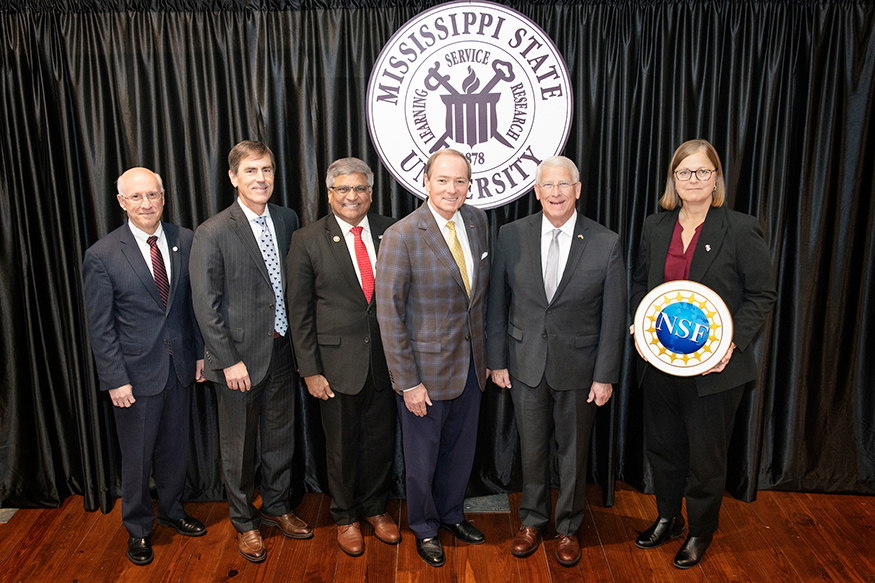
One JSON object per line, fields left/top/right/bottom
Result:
{"left": 427, "top": 199, "right": 463, "bottom": 230}
{"left": 237, "top": 197, "right": 272, "bottom": 223}
{"left": 128, "top": 220, "right": 164, "bottom": 244}
{"left": 541, "top": 211, "right": 577, "bottom": 238}
{"left": 334, "top": 214, "right": 371, "bottom": 236}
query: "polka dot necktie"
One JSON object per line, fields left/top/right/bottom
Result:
{"left": 254, "top": 216, "right": 288, "bottom": 335}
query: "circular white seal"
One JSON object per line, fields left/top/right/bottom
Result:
{"left": 366, "top": 0, "right": 573, "bottom": 210}
{"left": 633, "top": 280, "right": 735, "bottom": 377}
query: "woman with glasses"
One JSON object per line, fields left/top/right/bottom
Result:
{"left": 630, "top": 139, "right": 777, "bottom": 569}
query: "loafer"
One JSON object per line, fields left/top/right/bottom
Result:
{"left": 260, "top": 510, "right": 313, "bottom": 539}
{"left": 635, "top": 515, "right": 684, "bottom": 549}
{"left": 338, "top": 522, "right": 364, "bottom": 556}
{"left": 236, "top": 529, "right": 266, "bottom": 563}
{"left": 157, "top": 514, "right": 207, "bottom": 537}
{"left": 440, "top": 520, "right": 485, "bottom": 545}
{"left": 512, "top": 525, "right": 542, "bottom": 557}
{"left": 674, "top": 533, "right": 713, "bottom": 569}
{"left": 555, "top": 534, "right": 580, "bottom": 566}
{"left": 365, "top": 513, "right": 401, "bottom": 544}
{"left": 126, "top": 536, "right": 153, "bottom": 565}
{"left": 416, "top": 537, "right": 445, "bottom": 567}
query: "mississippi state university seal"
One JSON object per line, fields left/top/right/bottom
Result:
{"left": 367, "top": 0, "right": 573, "bottom": 209}
{"left": 633, "top": 281, "right": 734, "bottom": 377}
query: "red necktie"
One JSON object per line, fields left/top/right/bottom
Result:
{"left": 147, "top": 235, "right": 169, "bottom": 307}
{"left": 351, "top": 226, "right": 374, "bottom": 302}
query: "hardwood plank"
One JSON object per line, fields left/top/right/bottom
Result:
{"left": 0, "top": 507, "right": 42, "bottom": 568}
{"left": 300, "top": 492, "right": 340, "bottom": 583}
{"left": 455, "top": 511, "right": 519, "bottom": 583}
{"left": 269, "top": 492, "right": 323, "bottom": 583}
{"left": 507, "top": 492, "right": 553, "bottom": 583}
{"left": 362, "top": 498, "right": 402, "bottom": 583}
{"left": 803, "top": 492, "right": 875, "bottom": 578}
{"left": 0, "top": 502, "right": 66, "bottom": 582}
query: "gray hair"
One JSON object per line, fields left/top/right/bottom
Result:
{"left": 326, "top": 157, "right": 374, "bottom": 189}
{"left": 535, "top": 156, "right": 580, "bottom": 184}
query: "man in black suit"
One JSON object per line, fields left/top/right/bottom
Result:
{"left": 286, "top": 157, "right": 400, "bottom": 557}
{"left": 190, "top": 141, "right": 311, "bottom": 564}
{"left": 486, "top": 156, "right": 626, "bottom": 567}
{"left": 83, "top": 167, "right": 207, "bottom": 566}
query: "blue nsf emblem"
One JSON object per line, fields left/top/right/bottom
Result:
{"left": 633, "top": 280, "right": 734, "bottom": 377}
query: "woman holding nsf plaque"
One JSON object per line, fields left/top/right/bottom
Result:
{"left": 630, "top": 139, "right": 776, "bottom": 569}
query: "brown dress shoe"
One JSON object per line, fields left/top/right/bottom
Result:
{"left": 237, "top": 529, "right": 266, "bottom": 563}
{"left": 555, "top": 534, "right": 581, "bottom": 566}
{"left": 365, "top": 513, "right": 401, "bottom": 544}
{"left": 338, "top": 522, "right": 364, "bottom": 556}
{"left": 512, "top": 526, "right": 541, "bottom": 557}
{"left": 260, "top": 511, "right": 313, "bottom": 539}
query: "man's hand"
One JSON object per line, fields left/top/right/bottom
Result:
{"left": 403, "top": 384, "right": 433, "bottom": 417}
{"left": 109, "top": 384, "right": 135, "bottom": 408}
{"left": 305, "top": 374, "right": 335, "bottom": 400}
{"left": 703, "top": 342, "right": 736, "bottom": 375}
{"left": 490, "top": 368, "right": 512, "bottom": 389}
{"left": 587, "top": 381, "right": 613, "bottom": 407}
{"left": 224, "top": 361, "right": 251, "bottom": 391}
{"left": 630, "top": 324, "right": 648, "bottom": 362}
{"left": 195, "top": 359, "right": 206, "bottom": 383}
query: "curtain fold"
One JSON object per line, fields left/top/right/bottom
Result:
{"left": 0, "top": 0, "right": 873, "bottom": 511}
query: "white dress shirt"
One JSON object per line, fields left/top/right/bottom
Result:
{"left": 541, "top": 211, "right": 577, "bottom": 285}
{"left": 427, "top": 200, "right": 475, "bottom": 286}
{"left": 334, "top": 214, "right": 377, "bottom": 288}
{"left": 128, "top": 221, "right": 171, "bottom": 284}
{"left": 238, "top": 197, "right": 279, "bottom": 246}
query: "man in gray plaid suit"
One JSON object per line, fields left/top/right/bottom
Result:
{"left": 376, "top": 148, "right": 491, "bottom": 568}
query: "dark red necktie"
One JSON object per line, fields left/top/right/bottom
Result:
{"left": 351, "top": 226, "right": 374, "bottom": 302}
{"left": 147, "top": 235, "right": 169, "bottom": 307}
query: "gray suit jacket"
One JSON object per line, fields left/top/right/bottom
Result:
{"left": 376, "top": 201, "right": 490, "bottom": 399}
{"left": 83, "top": 222, "right": 202, "bottom": 395}
{"left": 190, "top": 200, "right": 299, "bottom": 386}
{"left": 486, "top": 212, "right": 627, "bottom": 390}
{"left": 286, "top": 212, "right": 396, "bottom": 395}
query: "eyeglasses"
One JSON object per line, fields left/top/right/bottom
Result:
{"left": 330, "top": 185, "right": 370, "bottom": 195}
{"left": 120, "top": 191, "right": 163, "bottom": 203}
{"left": 674, "top": 169, "right": 716, "bottom": 181}
{"left": 538, "top": 182, "right": 577, "bottom": 192}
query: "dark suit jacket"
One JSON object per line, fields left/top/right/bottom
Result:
{"left": 83, "top": 222, "right": 202, "bottom": 395}
{"left": 486, "top": 212, "right": 626, "bottom": 391}
{"left": 630, "top": 205, "right": 777, "bottom": 395}
{"left": 190, "top": 200, "right": 299, "bottom": 386}
{"left": 286, "top": 212, "right": 396, "bottom": 395}
{"left": 376, "top": 202, "right": 490, "bottom": 400}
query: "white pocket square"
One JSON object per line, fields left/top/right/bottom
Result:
{"left": 481, "top": 251, "right": 489, "bottom": 260}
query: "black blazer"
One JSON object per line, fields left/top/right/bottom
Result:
{"left": 286, "top": 212, "right": 396, "bottom": 395}
{"left": 486, "top": 212, "right": 627, "bottom": 390}
{"left": 630, "top": 205, "right": 777, "bottom": 396}
{"left": 190, "top": 200, "right": 299, "bottom": 386}
{"left": 82, "top": 222, "right": 202, "bottom": 395}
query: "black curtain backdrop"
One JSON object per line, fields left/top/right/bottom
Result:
{"left": 1, "top": 1, "right": 873, "bottom": 514}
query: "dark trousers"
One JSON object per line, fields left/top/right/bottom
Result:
{"left": 396, "top": 359, "right": 482, "bottom": 539}
{"left": 113, "top": 355, "right": 190, "bottom": 538}
{"left": 511, "top": 374, "right": 597, "bottom": 536}
{"left": 643, "top": 367, "right": 744, "bottom": 536}
{"left": 320, "top": 373, "right": 396, "bottom": 525}
{"left": 215, "top": 335, "right": 296, "bottom": 532}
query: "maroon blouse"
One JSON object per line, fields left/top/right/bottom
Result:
{"left": 664, "top": 218, "right": 702, "bottom": 281}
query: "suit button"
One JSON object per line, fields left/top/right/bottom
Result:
{"left": 542, "top": 333, "right": 548, "bottom": 338}
{"left": 163, "top": 339, "right": 168, "bottom": 345}
{"left": 546, "top": 309, "right": 552, "bottom": 314}
{"left": 268, "top": 330, "right": 273, "bottom": 336}
{"left": 367, "top": 307, "right": 374, "bottom": 314}
{"left": 364, "top": 337, "right": 370, "bottom": 343}
{"left": 465, "top": 334, "right": 470, "bottom": 341}
{"left": 269, "top": 303, "right": 275, "bottom": 309}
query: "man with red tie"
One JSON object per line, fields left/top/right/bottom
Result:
{"left": 287, "top": 158, "right": 400, "bottom": 556}
{"left": 83, "top": 167, "right": 206, "bottom": 566}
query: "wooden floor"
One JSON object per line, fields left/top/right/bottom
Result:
{"left": 1, "top": 482, "right": 873, "bottom": 583}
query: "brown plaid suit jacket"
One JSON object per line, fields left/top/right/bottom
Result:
{"left": 375, "top": 201, "right": 490, "bottom": 400}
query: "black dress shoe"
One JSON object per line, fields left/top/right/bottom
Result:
{"left": 127, "top": 536, "right": 153, "bottom": 565}
{"left": 440, "top": 520, "right": 485, "bottom": 545}
{"left": 674, "top": 533, "right": 713, "bottom": 569}
{"left": 635, "top": 515, "right": 684, "bottom": 549}
{"left": 416, "top": 537, "right": 445, "bottom": 567}
{"left": 157, "top": 514, "right": 207, "bottom": 537}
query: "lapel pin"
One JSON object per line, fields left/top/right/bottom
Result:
{"left": 577, "top": 234, "right": 584, "bottom": 240}
{"left": 333, "top": 235, "right": 341, "bottom": 243}
{"left": 378, "top": 235, "right": 383, "bottom": 239}
{"left": 172, "top": 246, "right": 178, "bottom": 252}
{"left": 705, "top": 244, "right": 711, "bottom": 252}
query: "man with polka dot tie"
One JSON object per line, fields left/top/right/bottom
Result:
{"left": 191, "top": 141, "right": 310, "bottom": 563}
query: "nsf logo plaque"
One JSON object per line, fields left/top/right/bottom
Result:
{"left": 633, "top": 281, "right": 734, "bottom": 377}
